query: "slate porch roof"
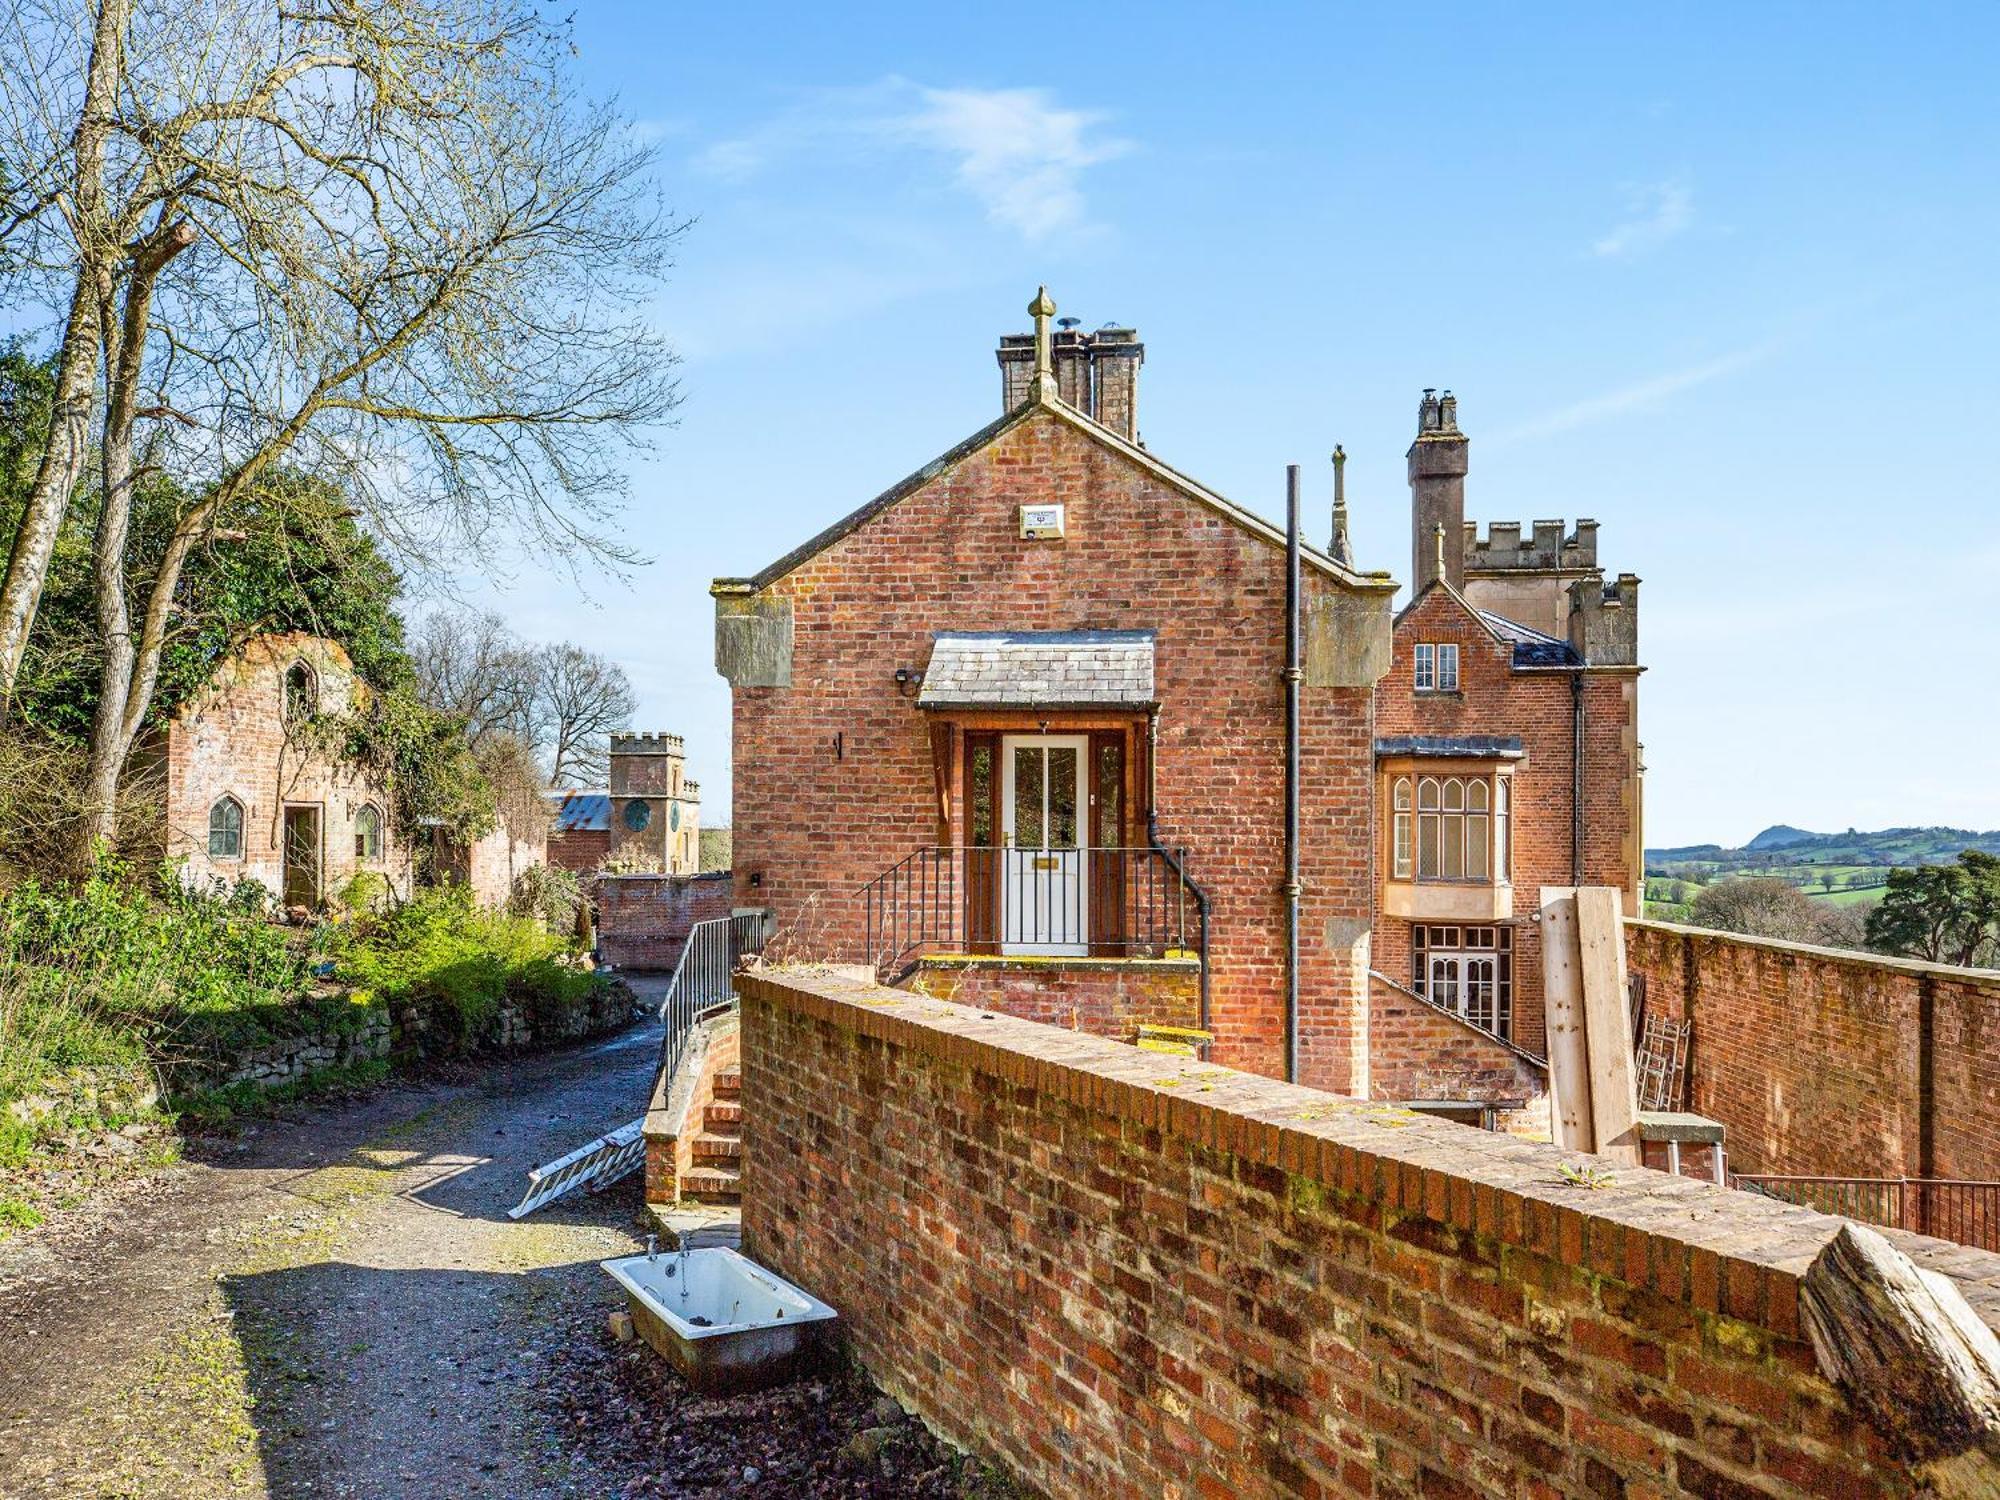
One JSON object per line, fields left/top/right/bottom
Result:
{"left": 1374, "top": 735, "right": 1526, "bottom": 760}
{"left": 1477, "top": 610, "right": 1583, "bottom": 668}
{"left": 917, "top": 630, "right": 1157, "bottom": 710}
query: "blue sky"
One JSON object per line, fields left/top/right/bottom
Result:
{"left": 466, "top": 2, "right": 2000, "bottom": 847}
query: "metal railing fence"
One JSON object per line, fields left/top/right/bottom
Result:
{"left": 859, "top": 845, "right": 1206, "bottom": 983}
{"left": 1730, "top": 1175, "right": 2000, "bottom": 1251}
{"left": 656, "top": 911, "right": 766, "bottom": 1092}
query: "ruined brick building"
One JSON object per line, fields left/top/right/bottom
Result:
{"left": 715, "top": 292, "right": 1642, "bottom": 1123}
{"left": 163, "top": 631, "right": 546, "bottom": 907}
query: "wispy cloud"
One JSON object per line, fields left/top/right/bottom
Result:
{"left": 1491, "top": 342, "right": 1777, "bottom": 443}
{"left": 692, "top": 78, "right": 1132, "bottom": 242}
{"left": 1592, "top": 178, "right": 1694, "bottom": 258}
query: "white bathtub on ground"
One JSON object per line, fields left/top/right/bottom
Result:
{"left": 602, "top": 1247, "right": 838, "bottom": 1393}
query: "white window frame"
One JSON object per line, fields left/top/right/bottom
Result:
{"left": 354, "top": 803, "right": 384, "bottom": 861}
{"left": 1413, "top": 642, "right": 1459, "bottom": 693}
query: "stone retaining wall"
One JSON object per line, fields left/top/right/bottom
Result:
{"left": 740, "top": 965, "right": 2000, "bottom": 1500}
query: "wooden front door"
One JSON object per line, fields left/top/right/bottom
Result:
{"left": 999, "top": 734, "right": 1087, "bottom": 955}
{"left": 282, "top": 805, "right": 322, "bottom": 908}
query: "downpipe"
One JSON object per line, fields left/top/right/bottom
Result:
{"left": 1145, "top": 707, "right": 1211, "bottom": 1033}
{"left": 1284, "top": 465, "right": 1303, "bottom": 1084}
{"left": 1571, "top": 668, "right": 1585, "bottom": 885}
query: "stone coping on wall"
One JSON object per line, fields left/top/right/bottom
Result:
{"left": 1368, "top": 967, "right": 1549, "bottom": 1069}
{"left": 739, "top": 966, "right": 2000, "bottom": 1334}
{"left": 1629, "top": 915, "right": 2000, "bottom": 986}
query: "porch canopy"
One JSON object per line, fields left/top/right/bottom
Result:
{"left": 917, "top": 630, "right": 1157, "bottom": 711}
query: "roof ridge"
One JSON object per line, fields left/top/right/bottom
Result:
{"left": 713, "top": 398, "right": 1399, "bottom": 597}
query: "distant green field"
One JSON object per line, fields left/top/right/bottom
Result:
{"left": 1807, "top": 886, "right": 1887, "bottom": 907}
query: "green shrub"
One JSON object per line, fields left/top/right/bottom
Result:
{"left": 330, "top": 886, "right": 603, "bottom": 1053}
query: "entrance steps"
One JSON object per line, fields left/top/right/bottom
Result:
{"left": 680, "top": 1070, "right": 742, "bottom": 1204}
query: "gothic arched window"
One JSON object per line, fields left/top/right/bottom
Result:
{"left": 209, "top": 795, "right": 244, "bottom": 859}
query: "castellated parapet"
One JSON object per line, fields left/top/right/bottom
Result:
{"left": 611, "top": 731, "right": 685, "bottom": 754}
{"left": 1462, "top": 519, "right": 1599, "bottom": 575}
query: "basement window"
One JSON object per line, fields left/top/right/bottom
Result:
{"left": 1414, "top": 642, "right": 1459, "bottom": 693}
{"left": 1413, "top": 924, "right": 1513, "bottom": 1039}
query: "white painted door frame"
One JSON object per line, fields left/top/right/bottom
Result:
{"left": 999, "top": 733, "right": 1088, "bottom": 956}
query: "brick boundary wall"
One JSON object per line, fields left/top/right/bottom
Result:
{"left": 1626, "top": 918, "right": 2000, "bottom": 1182}
{"left": 596, "top": 871, "right": 734, "bottom": 971}
{"left": 903, "top": 957, "right": 1202, "bottom": 1042}
{"left": 739, "top": 966, "right": 2000, "bottom": 1500}
{"left": 1365, "top": 973, "right": 1551, "bottom": 1139}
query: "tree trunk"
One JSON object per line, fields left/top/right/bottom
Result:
{"left": 0, "top": 0, "right": 130, "bottom": 710}
{"left": 75, "top": 213, "right": 191, "bottom": 865}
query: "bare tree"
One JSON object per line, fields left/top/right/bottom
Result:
{"left": 0, "top": 0, "right": 131, "bottom": 700}
{"left": 410, "top": 611, "right": 633, "bottom": 787}
{"left": 410, "top": 611, "right": 538, "bottom": 746}
{"left": 0, "top": 0, "right": 682, "bottom": 853}
{"left": 533, "top": 641, "right": 633, "bottom": 787}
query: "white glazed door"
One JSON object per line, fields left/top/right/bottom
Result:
{"left": 999, "top": 735, "right": 1088, "bottom": 956}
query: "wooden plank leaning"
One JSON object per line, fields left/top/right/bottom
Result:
{"left": 1540, "top": 886, "right": 1594, "bottom": 1154}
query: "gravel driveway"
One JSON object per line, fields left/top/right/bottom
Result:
{"left": 0, "top": 999, "right": 1022, "bottom": 1500}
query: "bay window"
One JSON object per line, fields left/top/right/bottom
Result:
{"left": 1392, "top": 772, "right": 1511, "bottom": 885}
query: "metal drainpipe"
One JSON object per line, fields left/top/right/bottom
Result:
{"left": 1570, "top": 667, "right": 1585, "bottom": 884}
{"left": 1284, "top": 465, "right": 1303, "bottom": 1084}
{"left": 1144, "top": 706, "right": 1210, "bottom": 1033}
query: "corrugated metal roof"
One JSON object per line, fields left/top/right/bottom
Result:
{"left": 918, "top": 630, "right": 1157, "bottom": 709}
{"left": 1477, "top": 610, "right": 1582, "bottom": 668}
{"left": 551, "top": 791, "right": 610, "bottom": 831}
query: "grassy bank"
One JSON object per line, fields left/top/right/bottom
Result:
{"left": 0, "top": 867, "right": 609, "bottom": 1181}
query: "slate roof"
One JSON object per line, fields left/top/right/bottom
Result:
{"left": 1374, "top": 735, "right": 1525, "bottom": 760}
{"left": 712, "top": 396, "right": 1394, "bottom": 597}
{"left": 551, "top": 791, "right": 610, "bottom": 832}
{"left": 918, "top": 630, "right": 1157, "bottom": 709}
{"left": 1477, "top": 610, "right": 1582, "bottom": 668}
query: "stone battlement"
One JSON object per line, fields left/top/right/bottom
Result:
{"left": 1463, "top": 518, "right": 1598, "bottom": 572}
{"left": 610, "top": 731, "right": 684, "bottom": 754}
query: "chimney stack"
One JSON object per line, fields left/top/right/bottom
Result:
{"left": 996, "top": 298, "right": 1143, "bottom": 442}
{"left": 1408, "top": 388, "right": 1469, "bottom": 594}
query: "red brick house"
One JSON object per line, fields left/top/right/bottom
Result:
{"left": 1366, "top": 392, "right": 1643, "bottom": 1119}
{"left": 715, "top": 293, "right": 1641, "bottom": 1121}
{"left": 164, "top": 631, "right": 547, "bottom": 908}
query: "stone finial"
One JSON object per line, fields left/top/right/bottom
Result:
{"left": 1434, "top": 523, "right": 1447, "bottom": 579}
{"left": 1329, "top": 445, "right": 1353, "bottom": 565}
{"left": 1029, "top": 286, "right": 1058, "bottom": 403}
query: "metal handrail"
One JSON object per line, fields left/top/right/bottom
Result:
{"left": 859, "top": 845, "right": 1207, "bottom": 988}
{"left": 655, "top": 912, "right": 766, "bottom": 1094}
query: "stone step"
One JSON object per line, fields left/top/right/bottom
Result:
{"left": 705, "top": 1098, "right": 742, "bottom": 1126}
{"left": 712, "top": 1070, "right": 741, "bottom": 1097}
{"left": 679, "top": 1165, "right": 742, "bottom": 1203}
{"left": 691, "top": 1132, "right": 741, "bottom": 1162}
